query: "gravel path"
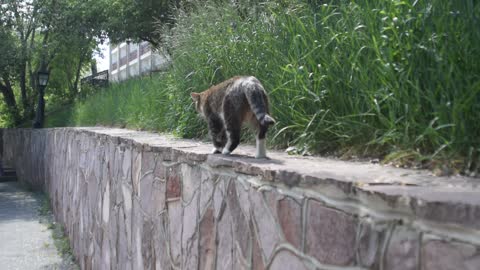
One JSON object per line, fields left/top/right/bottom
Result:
{"left": 0, "top": 181, "right": 75, "bottom": 270}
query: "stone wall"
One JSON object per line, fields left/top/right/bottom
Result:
{"left": 2, "top": 127, "right": 480, "bottom": 270}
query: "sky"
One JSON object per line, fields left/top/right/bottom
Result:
{"left": 94, "top": 41, "right": 110, "bottom": 72}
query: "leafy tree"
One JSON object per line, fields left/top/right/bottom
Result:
{"left": 104, "top": 0, "right": 180, "bottom": 46}
{"left": 1, "top": 0, "right": 42, "bottom": 118}
{"left": 0, "top": 28, "right": 21, "bottom": 125}
{"left": 1, "top": 0, "right": 187, "bottom": 127}
{"left": 0, "top": 0, "right": 108, "bottom": 127}
{"left": 47, "top": 0, "right": 107, "bottom": 100}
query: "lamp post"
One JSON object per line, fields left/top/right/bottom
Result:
{"left": 33, "top": 70, "right": 49, "bottom": 128}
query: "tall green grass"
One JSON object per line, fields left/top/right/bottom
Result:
{"left": 65, "top": 0, "right": 480, "bottom": 174}
{"left": 68, "top": 76, "right": 171, "bottom": 131}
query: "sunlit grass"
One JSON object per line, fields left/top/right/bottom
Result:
{"left": 56, "top": 0, "right": 480, "bottom": 175}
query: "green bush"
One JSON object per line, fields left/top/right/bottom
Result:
{"left": 63, "top": 0, "right": 480, "bottom": 173}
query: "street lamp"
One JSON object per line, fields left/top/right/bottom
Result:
{"left": 33, "top": 70, "right": 49, "bottom": 128}
{"left": 37, "top": 71, "right": 49, "bottom": 87}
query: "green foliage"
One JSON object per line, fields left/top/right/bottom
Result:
{"left": 0, "top": 27, "right": 21, "bottom": 125}
{"left": 0, "top": 0, "right": 106, "bottom": 127}
{"left": 0, "top": 102, "right": 10, "bottom": 127}
{"left": 0, "top": 29, "right": 18, "bottom": 75}
{"left": 38, "top": 193, "right": 52, "bottom": 217}
{"left": 54, "top": 0, "right": 480, "bottom": 174}
{"left": 68, "top": 76, "right": 194, "bottom": 134}
{"left": 103, "top": 0, "right": 179, "bottom": 46}
{"left": 44, "top": 104, "right": 75, "bottom": 127}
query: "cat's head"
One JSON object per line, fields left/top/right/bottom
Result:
{"left": 190, "top": 92, "right": 203, "bottom": 114}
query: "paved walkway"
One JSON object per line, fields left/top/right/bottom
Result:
{"left": 0, "top": 181, "right": 73, "bottom": 270}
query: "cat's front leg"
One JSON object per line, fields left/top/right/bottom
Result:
{"left": 212, "top": 131, "right": 226, "bottom": 154}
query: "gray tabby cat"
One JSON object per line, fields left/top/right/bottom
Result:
{"left": 191, "top": 76, "right": 275, "bottom": 158}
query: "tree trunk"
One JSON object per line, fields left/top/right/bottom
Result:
{"left": 27, "top": 29, "right": 37, "bottom": 119}
{"left": 0, "top": 77, "right": 21, "bottom": 125}
{"left": 19, "top": 41, "right": 29, "bottom": 116}
{"left": 70, "top": 52, "right": 86, "bottom": 99}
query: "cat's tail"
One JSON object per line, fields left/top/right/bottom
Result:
{"left": 244, "top": 77, "right": 276, "bottom": 126}
{"left": 261, "top": 114, "right": 276, "bottom": 126}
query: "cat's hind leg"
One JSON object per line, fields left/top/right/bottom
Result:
{"left": 255, "top": 124, "right": 269, "bottom": 159}
{"left": 208, "top": 114, "right": 227, "bottom": 154}
{"left": 222, "top": 128, "right": 240, "bottom": 155}
{"left": 222, "top": 96, "right": 242, "bottom": 155}
{"left": 222, "top": 115, "right": 241, "bottom": 155}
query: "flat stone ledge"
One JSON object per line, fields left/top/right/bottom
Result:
{"left": 6, "top": 127, "right": 480, "bottom": 231}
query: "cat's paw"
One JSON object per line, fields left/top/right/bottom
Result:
{"left": 212, "top": 148, "right": 222, "bottom": 154}
{"left": 255, "top": 153, "right": 268, "bottom": 159}
{"left": 222, "top": 148, "right": 231, "bottom": 155}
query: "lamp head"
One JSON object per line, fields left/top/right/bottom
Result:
{"left": 37, "top": 71, "right": 49, "bottom": 87}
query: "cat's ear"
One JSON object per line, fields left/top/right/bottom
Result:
{"left": 191, "top": 92, "right": 200, "bottom": 101}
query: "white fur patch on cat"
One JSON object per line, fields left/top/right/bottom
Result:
{"left": 255, "top": 138, "right": 267, "bottom": 159}
{"left": 223, "top": 131, "right": 232, "bottom": 155}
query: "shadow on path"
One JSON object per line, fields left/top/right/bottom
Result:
{"left": 0, "top": 181, "right": 77, "bottom": 270}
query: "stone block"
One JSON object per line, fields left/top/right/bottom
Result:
{"left": 92, "top": 238, "right": 102, "bottom": 270}
{"left": 422, "top": 240, "right": 480, "bottom": 270}
{"left": 226, "top": 180, "right": 251, "bottom": 264}
{"left": 216, "top": 201, "right": 234, "bottom": 270}
{"left": 277, "top": 196, "right": 303, "bottom": 249}
{"left": 305, "top": 200, "right": 357, "bottom": 266}
{"left": 182, "top": 179, "right": 200, "bottom": 269}
{"left": 269, "top": 249, "right": 310, "bottom": 270}
{"left": 357, "top": 220, "right": 388, "bottom": 269}
{"left": 116, "top": 206, "right": 133, "bottom": 269}
{"left": 181, "top": 164, "right": 202, "bottom": 203}
{"left": 235, "top": 180, "right": 252, "bottom": 221}
{"left": 131, "top": 199, "right": 145, "bottom": 270}
{"left": 263, "top": 190, "right": 279, "bottom": 219}
{"left": 214, "top": 178, "right": 226, "bottom": 220}
{"left": 107, "top": 206, "right": 119, "bottom": 268}
{"left": 153, "top": 155, "right": 167, "bottom": 180}
{"left": 121, "top": 183, "right": 133, "bottom": 252}
{"left": 102, "top": 174, "right": 111, "bottom": 225}
{"left": 152, "top": 214, "right": 170, "bottom": 269}
{"left": 200, "top": 170, "right": 215, "bottom": 217}
{"left": 121, "top": 146, "right": 132, "bottom": 182}
{"left": 199, "top": 207, "right": 216, "bottom": 270}
{"left": 166, "top": 165, "right": 181, "bottom": 201}
{"left": 131, "top": 148, "right": 143, "bottom": 195}
{"left": 138, "top": 155, "right": 165, "bottom": 218}
{"left": 252, "top": 228, "right": 266, "bottom": 270}
{"left": 86, "top": 175, "right": 101, "bottom": 224}
{"left": 100, "top": 228, "right": 111, "bottom": 270}
{"left": 167, "top": 200, "right": 183, "bottom": 267}
{"left": 183, "top": 231, "right": 199, "bottom": 270}
{"left": 385, "top": 227, "right": 419, "bottom": 270}
{"left": 250, "top": 187, "right": 282, "bottom": 262}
